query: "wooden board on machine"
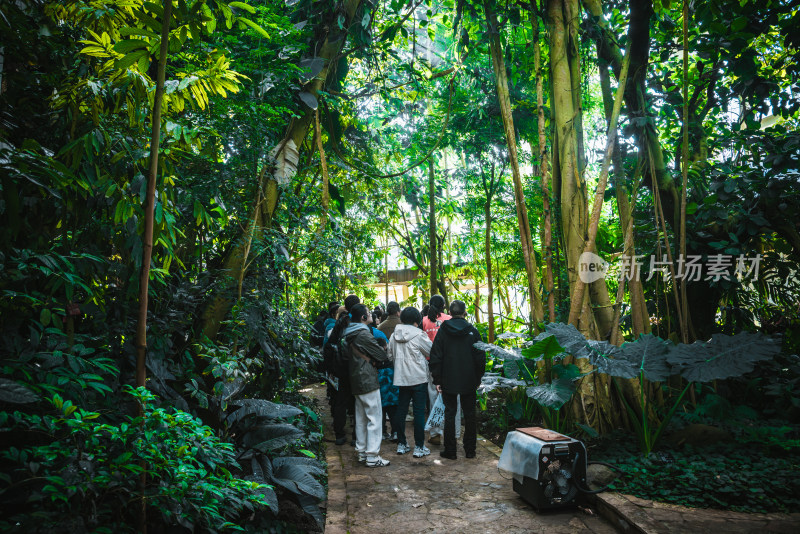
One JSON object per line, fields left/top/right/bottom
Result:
{"left": 516, "top": 427, "right": 570, "bottom": 441}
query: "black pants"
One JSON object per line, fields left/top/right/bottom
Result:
{"left": 333, "top": 376, "right": 355, "bottom": 439}
{"left": 443, "top": 390, "right": 477, "bottom": 455}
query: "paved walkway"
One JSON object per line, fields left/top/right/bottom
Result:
{"left": 306, "top": 384, "right": 800, "bottom": 534}
{"left": 306, "top": 385, "right": 616, "bottom": 533}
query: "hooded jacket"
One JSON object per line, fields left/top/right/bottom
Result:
{"left": 388, "top": 324, "right": 433, "bottom": 387}
{"left": 343, "top": 323, "right": 389, "bottom": 395}
{"left": 322, "top": 317, "right": 337, "bottom": 346}
{"left": 429, "top": 317, "right": 486, "bottom": 394}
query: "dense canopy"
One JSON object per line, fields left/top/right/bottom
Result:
{"left": 1, "top": 0, "right": 798, "bottom": 531}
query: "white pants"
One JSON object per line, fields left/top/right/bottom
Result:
{"left": 427, "top": 375, "right": 460, "bottom": 438}
{"left": 354, "top": 388, "right": 383, "bottom": 459}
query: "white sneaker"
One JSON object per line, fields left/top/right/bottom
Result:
{"left": 366, "top": 456, "right": 390, "bottom": 467}
{"left": 413, "top": 446, "right": 431, "bottom": 458}
{"left": 396, "top": 443, "right": 411, "bottom": 455}
{"left": 357, "top": 452, "right": 366, "bottom": 463}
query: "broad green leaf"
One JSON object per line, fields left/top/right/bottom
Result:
{"left": 667, "top": 332, "right": 780, "bottom": 382}
{"left": 119, "top": 27, "right": 158, "bottom": 39}
{"left": 229, "top": 1, "right": 256, "bottom": 14}
{"left": 298, "top": 91, "right": 318, "bottom": 110}
{"left": 0, "top": 378, "right": 39, "bottom": 404}
{"left": 238, "top": 16, "right": 270, "bottom": 38}
{"left": 521, "top": 333, "right": 563, "bottom": 361}
{"left": 113, "top": 39, "right": 149, "bottom": 54}
{"left": 526, "top": 378, "right": 576, "bottom": 410}
{"left": 227, "top": 398, "right": 303, "bottom": 425}
{"left": 115, "top": 49, "right": 148, "bottom": 71}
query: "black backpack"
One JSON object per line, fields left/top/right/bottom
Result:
{"left": 323, "top": 336, "right": 350, "bottom": 378}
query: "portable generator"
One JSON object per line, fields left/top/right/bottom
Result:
{"left": 498, "top": 427, "right": 589, "bottom": 511}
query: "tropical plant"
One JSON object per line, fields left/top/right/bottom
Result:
{"left": 478, "top": 323, "right": 782, "bottom": 454}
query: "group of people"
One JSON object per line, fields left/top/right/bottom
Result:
{"left": 316, "top": 294, "right": 486, "bottom": 467}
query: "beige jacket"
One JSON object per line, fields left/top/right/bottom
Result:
{"left": 388, "top": 324, "right": 432, "bottom": 387}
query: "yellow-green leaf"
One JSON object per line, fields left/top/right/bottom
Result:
{"left": 115, "top": 49, "right": 148, "bottom": 71}
{"left": 229, "top": 1, "right": 256, "bottom": 14}
{"left": 113, "top": 39, "right": 148, "bottom": 54}
{"left": 238, "top": 16, "right": 269, "bottom": 38}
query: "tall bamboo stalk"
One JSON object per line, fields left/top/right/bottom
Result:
{"left": 679, "top": 0, "right": 690, "bottom": 343}
{"left": 533, "top": 9, "right": 555, "bottom": 322}
{"left": 428, "top": 158, "right": 437, "bottom": 298}
{"left": 135, "top": 6, "right": 173, "bottom": 531}
{"left": 315, "top": 108, "right": 330, "bottom": 229}
{"left": 567, "top": 49, "right": 631, "bottom": 326}
{"left": 484, "top": 0, "right": 545, "bottom": 326}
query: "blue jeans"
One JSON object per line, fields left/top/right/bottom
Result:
{"left": 394, "top": 383, "right": 427, "bottom": 447}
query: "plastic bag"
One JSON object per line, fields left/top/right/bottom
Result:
{"left": 424, "top": 392, "right": 445, "bottom": 432}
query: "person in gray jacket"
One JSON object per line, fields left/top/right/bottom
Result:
{"left": 338, "top": 303, "right": 391, "bottom": 467}
{"left": 388, "top": 307, "right": 433, "bottom": 458}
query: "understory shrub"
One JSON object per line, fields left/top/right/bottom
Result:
{"left": 590, "top": 431, "right": 800, "bottom": 513}
{"left": 0, "top": 386, "right": 273, "bottom": 533}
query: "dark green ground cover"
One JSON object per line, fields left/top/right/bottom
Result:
{"left": 588, "top": 422, "right": 800, "bottom": 513}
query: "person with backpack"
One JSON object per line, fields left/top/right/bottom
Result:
{"left": 334, "top": 303, "right": 392, "bottom": 467}
{"left": 388, "top": 306, "right": 433, "bottom": 458}
{"left": 321, "top": 301, "right": 342, "bottom": 417}
{"left": 327, "top": 297, "right": 361, "bottom": 446}
{"left": 429, "top": 300, "right": 486, "bottom": 460}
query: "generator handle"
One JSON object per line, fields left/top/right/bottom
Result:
{"left": 573, "top": 452, "right": 623, "bottom": 495}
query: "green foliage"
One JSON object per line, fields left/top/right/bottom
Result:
{"left": 479, "top": 323, "right": 781, "bottom": 453}
{"left": 594, "top": 433, "right": 800, "bottom": 514}
{"left": 0, "top": 387, "right": 272, "bottom": 532}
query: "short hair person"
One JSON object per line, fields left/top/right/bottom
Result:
{"left": 334, "top": 303, "right": 391, "bottom": 467}
{"left": 429, "top": 300, "right": 486, "bottom": 460}
{"left": 378, "top": 301, "right": 402, "bottom": 339}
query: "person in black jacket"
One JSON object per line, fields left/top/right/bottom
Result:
{"left": 429, "top": 300, "right": 486, "bottom": 460}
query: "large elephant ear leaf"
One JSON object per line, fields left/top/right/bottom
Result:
{"left": 545, "top": 323, "right": 591, "bottom": 359}
{"left": 474, "top": 341, "right": 521, "bottom": 360}
{"left": 297, "top": 494, "right": 325, "bottom": 529}
{"left": 503, "top": 359, "right": 520, "bottom": 379}
{"left": 479, "top": 373, "right": 526, "bottom": 394}
{"left": 227, "top": 398, "right": 303, "bottom": 425}
{"left": 585, "top": 341, "right": 638, "bottom": 378}
{"left": 496, "top": 331, "right": 527, "bottom": 340}
{"left": 526, "top": 378, "right": 576, "bottom": 410}
{"left": 619, "top": 334, "right": 673, "bottom": 381}
{"left": 521, "top": 333, "right": 563, "bottom": 361}
{"left": 551, "top": 363, "right": 582, "bottom": 381}
{"left": 667, "top": 332, "right": 780, "bottom": 382}
{"left": 246, "top": 457, "right": 279, "bottom": 512}
{"left": 0, "top": 378, "right": 39, "bottom": 404}
{"left": 271, "top": 457, "right": 326, "bottom": 501}
{"left": 241, "top": 423, "right": 304, "bottom": 452}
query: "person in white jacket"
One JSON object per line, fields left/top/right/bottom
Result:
{"left": 388, "top": 307, "right": 433, "bottom": 458}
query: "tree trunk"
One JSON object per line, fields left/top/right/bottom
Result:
{"left": 484, "top": 0, "right": 545, "bottom": 326}
{"left": 598, "top": 63, "right": 650, "bottom": 338}
{"left": 429, "top": 158, "right": 438, "bottom": 298}
{"left": 136, "top": 0, "right": 173, "bottom": 390}
{"left": 533, "top": 14, "right": 556, "bottom": 323}
{"left": 199, "top": 0, "right": 362, "bottom": 340}
{"left": 134, "top": 5, "right": 173, "bottom": 530}
{"left": 546, "top": 0, "right": 595, "bottom": 336}
{"left": 566, "top": 47, "right": 631, "bottom": 328}
{"left": 485, "top": 200, "right": 495, "bottom": 343}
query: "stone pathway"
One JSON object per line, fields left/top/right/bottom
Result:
{"left": 305, "top": 385, "right": 616, "bottom": 533}
{"left": 306, "top": 384, "right": 800, "bottom": 534}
